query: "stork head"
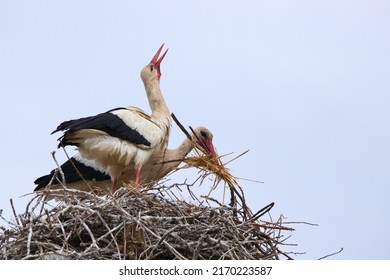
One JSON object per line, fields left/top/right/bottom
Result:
{"left": 140, "top": 43, "right": 168, "bottom": 83}
{"left": 191, "top": 126, "right": 219, "bottom": 162}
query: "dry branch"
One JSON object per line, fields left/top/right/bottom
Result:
{"left": 0, "top": 183, "right": 294, "bottom": 260}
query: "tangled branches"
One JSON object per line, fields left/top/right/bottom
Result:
{"left": 0, "top": 183, "right": 293, "bottom": 260}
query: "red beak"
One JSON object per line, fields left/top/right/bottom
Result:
{"left": 150, "top": 44, "right": 168, "bottom": 77}
{"left": 202, "top": 139, "right": 221, "bottom": 166}
{"left": 202, "top": 139, "right": 217, "bottom": 157}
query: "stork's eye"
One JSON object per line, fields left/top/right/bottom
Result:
{"left": 150, "top": 65, "right": 154, "bottom": 71}
{"left": 200, "top": 130, "right": 207, "bottom": 138}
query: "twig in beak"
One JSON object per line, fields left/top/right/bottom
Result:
{"left": 171, "top": 113, "right": 192, "bottom": 142}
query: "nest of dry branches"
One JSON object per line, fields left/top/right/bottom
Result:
{"left": 0, "top": 115, "right": 297, "bottom": 260}
{"left": 0, "top": 176, "right": 294, "bottom": 260}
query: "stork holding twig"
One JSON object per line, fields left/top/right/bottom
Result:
{"left": 34, "top": 126, "right": 218, "bottom": 195}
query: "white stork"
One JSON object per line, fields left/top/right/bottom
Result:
{"left": 34, "top": 127, "right": 217, "bottom": 195}
{"left": 51, "top": 44, "right": 171, "bottom": 192}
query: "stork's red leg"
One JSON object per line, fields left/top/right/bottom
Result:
{"left": 134, "top": 167, "right": 141, "bottom": 188}
{"left": 112, "top": 178, "right": 118, "bottom": 193}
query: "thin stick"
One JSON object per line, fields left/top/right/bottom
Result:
{"left": 250, "top": 202, "right": 275, "bottom": 221}
{"left": 9, "top": 199, "right": 20, "bottom": 227}
{"left": 26, "top": 212, "right": 33, "bottom": 256}
{"left": 78, "top": 217, "right": 99, "bottom": 251}
{"left": 224, "top": 149, "right": 250, "bottom": 165}
{"left": 51, "top": 151, "right": 65, "bottom": 185}
{"left": 283, "top": 221, "right": 319, "bottom": 227}
{"left": 171, "top": 113, "right": 192, "bottom": 141}
{"left": 318, "top": 248, "right": 344, "bottom": 260}
{"left": 61, "top": 147, "right": 95, "bottom": 191}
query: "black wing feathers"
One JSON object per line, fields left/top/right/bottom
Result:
{"left": 53, "top": 108, "right": 151, "bottom": 147}
{"left": 34, "top": 157, "right": 110, "bottom": 191}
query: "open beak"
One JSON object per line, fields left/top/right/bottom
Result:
{"left": 150, "top": 43, "right": 169, "bottom": 78}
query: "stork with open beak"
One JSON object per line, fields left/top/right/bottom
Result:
{"left": 34, "top": 127, "right": 217, "bottom": 194}
{"left": 51, "top": 44, "right": 171, "bottom": 192}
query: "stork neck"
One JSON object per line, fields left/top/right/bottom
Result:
{"left": 144, "top": 80, "right": 170, "bottom": 117}
{"left": 156, "top": 137, "right": 193, "bottom": 168}
{"left": 176, "top": 137, "right": 194, "bottom": 157}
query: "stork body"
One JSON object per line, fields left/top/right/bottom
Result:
{"left": 34, "top": 127, "right": 217, "bottom": 195}
{"left": 52, "top": 45, "right": 170, "bottom": 192}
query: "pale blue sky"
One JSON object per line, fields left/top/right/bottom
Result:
{"left": 1, "top": 0, "right": 389, "bottom": 259}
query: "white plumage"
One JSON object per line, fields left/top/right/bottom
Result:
{"left": 34, "top": 126, "right": 218, "bottom": 196}
{"left": 52, "top": 44, "right": 171, "bottom": 192}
